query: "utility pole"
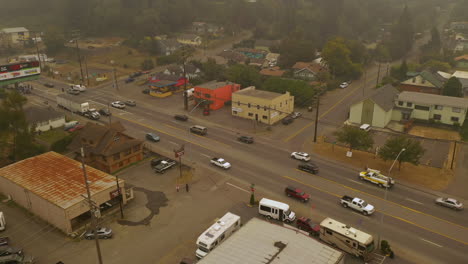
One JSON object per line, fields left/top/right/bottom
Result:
{"left": 80, "top": 147, "right": 104, "bottom": 264}
{"left": 182, "top": 47, "right": 188, "bottom": 111}
{"left": 313, "top": 94, "right": 320, "bottom": 143}
{"left": 376, "top": 62, "right": 381, "bottom": 88}
{"left": 75, "top": 39, "right": 85, "bottom": 85}
{"left": 115, "top": 174, "right": 124, "bottom": 219}
{"left": 33, "top": 31, "right": 42, "bottom": 71}
{"left": 107, "top": 103, "right": 112, "bottom": 126}
{"left": 84, "top": 56, "right": 90, "bottom": 86}
{"left": 113, "top": 68, "right": 119, "bottom": 90}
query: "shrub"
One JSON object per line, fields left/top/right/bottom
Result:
{"left": 50, "top": 134, "right": 74, "bottom": 153}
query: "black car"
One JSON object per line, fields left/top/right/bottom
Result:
{"left": 0, "top": 238, "right": 8, "bottom": 247}
{"left": 174, "top": 114, "right": 188, "bottom": 121}
{"left": 0, "top": 246, "right": 23, "bottom": 257}
{"left": 84, "top": 227, "right": 113, "bottom": 239}
{"left": 238, "top": 136, "right": 254, "bottom": 144}
{"left": 99, "top": 109, "right": 111, "bottom": 116}
{"left": 130, "top": 71, "right": 143, "bottom": 78}
{"left": 298, "top": 163, "right": 319, "bottom": 174}
{"left": 125, "top": 100, "right": 136, "bottom": 106}
{"left": 125, "top": 77, "right": 135, "bottom": 83}
{"left": 282, "top": 117, "right": 294, "bottom": 125}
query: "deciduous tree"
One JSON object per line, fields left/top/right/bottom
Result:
{"left": 334, "top": 125, "right": 374, "bottom": 152}
{"left": 378, "top": 136, "right": 425, "bottom": 170}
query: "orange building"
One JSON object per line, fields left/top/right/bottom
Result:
{"left": 194, "top": 81, "right": 241, "bottom": 110}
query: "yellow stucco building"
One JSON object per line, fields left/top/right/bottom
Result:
{"left": 231, "top": 86, "right": 294, "bottom": 125}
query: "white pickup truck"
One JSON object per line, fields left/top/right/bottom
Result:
{"left": 340, "top": 195, "right": 375, "bottom": 216}
{"left": 210, "top": 158, "right": 231, "bottom": 169}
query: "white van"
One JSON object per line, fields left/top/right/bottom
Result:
{"left": 258, "top": 198, "right": 295, "bottom": 223}
{"left": 71, "top": 84, "right": 86, "bottom": 92}
{"left": 0, "top": 212, "right": 6, "bottom": 231}
{"left": 183, "top": 88, "right": 194, "bottom": 98}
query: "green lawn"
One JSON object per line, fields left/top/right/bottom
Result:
{"left": 36, "top": 129, "right": 69, "bottom": 144}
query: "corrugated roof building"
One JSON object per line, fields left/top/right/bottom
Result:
{"left": 0, "top": 151, "right": 128, "bottom": 234}
{"left": 199, "top": 217, "right": 345, "bottom": 264}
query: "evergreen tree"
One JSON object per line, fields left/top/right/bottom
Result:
{"left": 389, "top": 5, "right": 414, "bottom": 58}
{"left": 443, "top": 77, "right": 463, "bottom": 97}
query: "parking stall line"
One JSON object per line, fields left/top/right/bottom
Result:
{"left": 420, "top": 238, "right": 443, "bottom": 248}
{"left": 226, "top": 182, "right": 250, "bottom": 193}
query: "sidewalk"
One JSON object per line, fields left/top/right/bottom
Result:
{"left": 445, "top": 142, "right": 468, "bottom": 200}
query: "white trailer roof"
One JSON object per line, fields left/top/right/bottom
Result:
{"left": 196, "top": 212, "right": 240, "bottom": 246}
{"left": 199, "top": 217, "right": 344, "bottom": 264}
{"left": 320, "top": 217, "right": 373, "bottom": 245}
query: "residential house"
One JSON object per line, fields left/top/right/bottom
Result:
{"left": 192, "top": 22, "right": 223, "bottom": 36}
{"left": 68, "top": 122, "right": 143, "bottom": 173}
{"left": 232, "top": 86, "right": 294, "bottom": 125}
{"left": 349, "top": 84, "right": 400, "bottom": 128}
{"left": 235, "top": 48, "right": 267, "bottom": 59}
{"left": 177, "top": 34, "right": 202, "bottom": 46}
{"left": 218, "top": 50, "right": 247, "bottom": 64}
{"left": 263, "top": 53, "right": 280, "bottom": 68}
{"left": 259, "top": 66, "right": 285, "bottom": 77}
{"left": 194, "top": 81, "right": 241, "bottom": 110}
{"left": 24, "top": 106, "right": 66, "bottom": 132}
{"left": 163, "top": 64, "right": 201, "bottom": 80}
{"left": 0, "top": 27, "right": 29, "bottom": 46}
{"left": 454, "top": 54, "right": 468, "bottom": 68}
{"left": 399, "top": 71, "right": 445, "bottom": 95}
{"left": 0, "top": 151, "right": 130, "bottom": 234}
{"left": 157, "top": 39, "right": 182, "bottom": 56}
{"left": 394, "top": 92, "right": 468, "bottom": 126}
{"left": 450, "top": 22, "right": 468, "bottom": 31}
{"left": 292, "top": 61, "right": 327, "bottom": 81}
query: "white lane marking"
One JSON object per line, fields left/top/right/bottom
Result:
{"left": 226, "top": 182, "right": 250, "bottom": 193}
{"left": 346, "top": 179, "right": 363, "bottom": 185}
{"left": 201, "top": 153, "right": 211, "bottom": 159}
{"left": 168, "top": 141, "right": 179, "bottom": 146}
{"left": 405, "top": 198, "right": 423, "bottom": 205}
{"left": 420, "top": 238, "right": 443, "bottom": 248}
{"left": 136, "top": 118, "right": 145, "bottom": 122}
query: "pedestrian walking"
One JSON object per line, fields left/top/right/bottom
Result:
{"left": 176, "top": 185, "right": 180, "bottom": 192}
{"left": 185, "top": 184, "right": 189, "bottom": 192}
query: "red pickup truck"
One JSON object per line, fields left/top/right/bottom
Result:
{"left": 285, "top": 186, "right": 310, "bottom": 202}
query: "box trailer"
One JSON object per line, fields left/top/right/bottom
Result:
{"left": 56, "top": 94, "right": 90, "bottom": 114}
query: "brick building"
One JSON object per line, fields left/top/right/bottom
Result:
{"left": 194, "top": 81, "right": 241, "bottom": 110}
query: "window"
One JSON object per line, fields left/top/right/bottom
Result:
{"left": 114, "top": 136, "right": 120, "bottom": 141}
{"left": 133, "top": 145, "right": 140, "bottom": 152}
{"left": 220, "top": 234, "right": 225, "bottom": 240}
{"left": 124, "top": 148, "right": 131, "bottom": 156}
{"left": 451, "top": 117, "right": 459, "bottom": 122}
{"left": 113, "top": 153, "right": 120, "bottom": 161}
{"left": 407, "top": 102, "right": 413, "bottom": 107}
{"left": 398, "top": 101, "right": 403, "bottom": 106}
{"left": 326, "top": 230, "right": 333, "bottom": 235}
{"left": 452, "top": 107, "right": 461, "bottom": 113}
{"left": 280, "top": 102, "right": 282, "bottom": 107}
{"left": 433, "top": 114, "right": 441, "bottom": 120}
{"left": 257, "top": 105, "right": 260, "bottom": 110}
{"left": 196, "top": 92, "right": 201, "bottom": 96}
{"left": 204, "top": 93, "right": 211, "bottom": 98}
{"left": 237, "top": 101, "right": 240, "bottom": 106}
{"left": 233, "top": 110, "right": 238, "bottom": 115}
{"left": 412, "top": 77, "right": 416, "bottom": 83}
{"left": 248, "top": 113, "right": 253, "bottom": 117}
{"left": 415, "top": 105, "right": 430, "bottom": 111}
{"left": 119, "top": 161, "right": 123, "bottom": 167}
{"left": 435, "top": 105, "right": 443, "bottom": 110}
{"left": 264, "top": 106, "right": 267, "bottom": 111}
{"left": 260, "top": 205, "right": 271, "bottom": 212}
{"left": 262, "top": 115, "right": 267, "bottom": 119}
{"left": 248, "top": 103, "right": 251, "bottom": 108}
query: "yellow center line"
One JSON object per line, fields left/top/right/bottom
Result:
{"left": 284, "top": 84, "right": 362, "bottom": 142}
{"left": 291, "top": 170, "right": 468, "bottom": 230}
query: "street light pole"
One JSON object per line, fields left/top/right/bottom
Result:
{"left": 378, "top": 148, "right": 405, "bottom": 249}
{"left": 313, "top": 94, "right": 320, "bottom": 143}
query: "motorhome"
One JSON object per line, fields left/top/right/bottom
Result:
{"left": 258, "top": 198, "right": 295, "bottom": 223}
{"left": 195, "top": 212, "right": 241, "bottom": 259}
{"left": 319, "top": 217, "right": 374, "bottom": 258}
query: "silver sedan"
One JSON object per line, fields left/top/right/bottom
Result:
{"left": 435, "top": 197, "right": 464, "bottom": 211}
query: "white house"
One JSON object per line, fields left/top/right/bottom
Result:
{"left": 24, "top": 107, "right": 66, "bottom": 132}
{"left": 0, "top": 27, "right": 29, "bottom": 45}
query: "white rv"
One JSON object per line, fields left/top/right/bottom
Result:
{"left": 195, "top": 212, "right": 241, "bottom": 259}
{"left": 0, "top": 212, "right": 6, "bottom": 231}
{"left": 319, "top": 217, "right": 374, "bottom": 258}
{"left": 258, "top": 198, "right": 296, "bottom": 223}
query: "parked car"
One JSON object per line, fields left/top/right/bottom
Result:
{"left": 44, "top": 83, "right": 54, "bottom": 88}
{"left": 142, "top": 88, "right": 151, "bottom": 94}
{"left": 291, "top": 112, "right": 302, "bottom": 119}
{"left": 282, "top": 117, "right": 294, "bottom": 125}
{"left": 238, "top": 135, "right": 254, "bottom": 144}
{"left": 146, "top": 133, "right": 160, "bottom": 142}
{"left": 0, "top": 238, "right": 8, "bottom": 247}
{"left": 298, "top": 162, "right": 319, "bottom": 174}
{"left": 130, "top": 71, "right": 143, "bottom": 78}
{"left": 125, "top": 77, "right": 135, "bottom": 83}
{"left": 291, "top": 152, "right": 311, "bottom": 161}
{"left": 111, "top": 101, "right": 126, "bottom": 109}
{"left": 190, "top": 125, "right": 207, "bottom": 136}
{"left": 99, "top": 108, "right": 111, "bottom": 116}
{"left": 339, "top": 82, "right": 349, "bottom": 89}
{"left": 359, "top": 124, "right": 371, "bottom": 132}
{"left": 285, "top": 186, "right": 310, "bottom": 202}
{"left": 68, "top": 124, "right": 84, "bottom": 132}
{"left": 153, "top": 158, "right": 177, "bottom": 173}
{"left": 174, "top": 114, "right": 188, "bottom": 121}
{"left": 67, "top": 88, "right": 80, "bottom": 95}
{"left": 0, "top": 246, "right": 23, "bottom": 257}
{"left": 150, "top": 158, "right": 164, "bottom": 167}
{"left": 99, "top": 202, "right": 113, "bottom": 211}
{"left": 435, "top": 197, "right": 464, "bottom": 210}
{"left": 84, "top": 227, "right": 113, "bottom": 239}
{"left": 124, "top": 100, "right": 136, "bottom": 106}
{"left": 296, "top": 217, "right": 320, "bottom": 237}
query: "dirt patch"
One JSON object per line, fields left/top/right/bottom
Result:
{"left": 308, "top": 137, "right": 454, "bottom": 190}
{"left": 408, "top": 125, "right": 461, "bottom": 141}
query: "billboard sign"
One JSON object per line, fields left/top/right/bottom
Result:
{"left": 0, "top": 61, "right": 41, "bottom": 82}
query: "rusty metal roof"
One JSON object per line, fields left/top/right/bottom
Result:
{"left": 0, "top": 151, "right": 118, "bottom": 209}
